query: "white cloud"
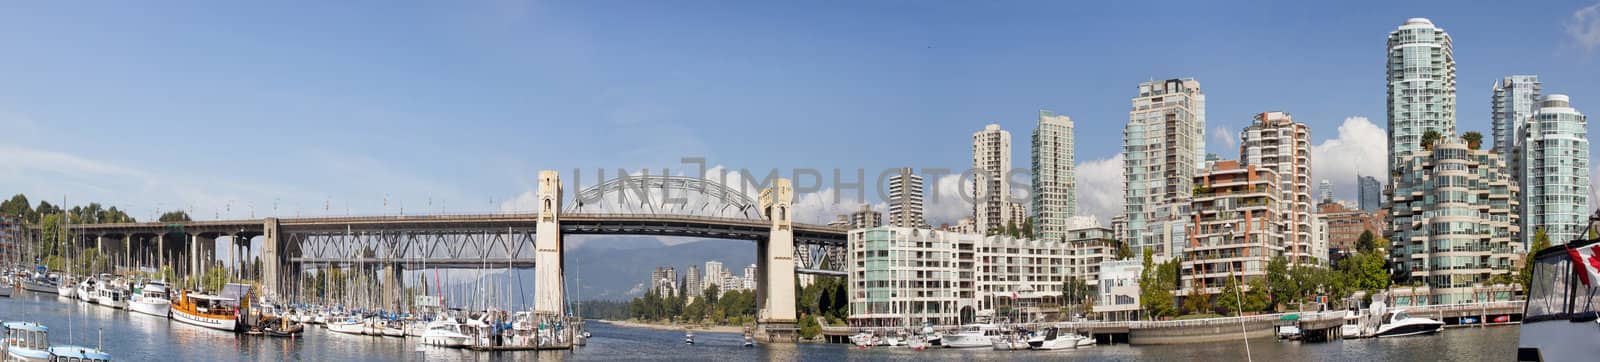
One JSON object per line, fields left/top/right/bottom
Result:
{"left": 1075, "top": 154, "right": 1124, "bottom": 222}
{"left": 1568, "top": 2, "right": 1600, "bottom": 54}
{"left": 1311, "top": 117, "right": 1388, "bottom": 204}
{"left": 923, "top": 173, "right": 973, "bottom": 227}
{"left": 791, "top": 188, "right": 884, "bottom": 225}
{"left": 1211, "top": 126, "right": 1237, "bottom": 150}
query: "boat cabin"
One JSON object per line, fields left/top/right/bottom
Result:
{"left": 3, "top": 321, "right": 49, "bottom": 354}
{"left": 1516, "top": 237, "right": 1600, "bottom": 361}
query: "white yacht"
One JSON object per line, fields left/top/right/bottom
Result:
{"left": 326, "top": 316, "right": 367, "bottom": 335}
{"left": 3, "top": 321, "right": 51, "bottom": 361}
{"left": 76, "top": 277, "right": 97, "bottom": 303}
{"left": 1516, "top": 238, "right": 1600, "bottom": 361}
{"left": 419, "top": 319, "right": 471, "bottom": 347}
{"left": 1341, "top": 309, "right": 1365, "bottom": 338}
{"left": 94, "top": 278, "right": 129, "bottom": 309}
{"left": 128, "top": 281, "right": 172, "bottom": 318}
{"left": 942, "top": 323, "right": 1002, "bottom": 348}
{"left": 1026, "top": 327, "right": 1085, "bottom": 350}
{"left": 1372, "top": 309, "right": 1444, "bottom": 337}
{"left": 55, "top": 276, "right": 75, "bottom": 298}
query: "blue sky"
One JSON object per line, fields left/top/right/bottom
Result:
{"left": 1, "top": 0, "right": 1598, "bottom": 225}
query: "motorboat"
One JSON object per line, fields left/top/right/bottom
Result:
{"left": 76, "top": 278, "right": 97, "bottom": 303}
{"left": 3, "top": 321, "right": 51, "bottom": 361}
{"left": 990, "top": 331, "right": 1030, "bottom": 351}
{"left": 849, "top": 331, "right": 875, "bottom": 348}
{"left": 420, "top": 319, "right": 471, "bottom": 347}
{"left": 0, "top": 275, "right": 12, "bottom": 298}
{"left": 170, "top": 291, "right": 241, "bottom": 332}
{"left": 1372, "top": 310, "right": 1443, "bottom": 337}
{"left": 742, "top": 333, "right": 756, "bottom": 348}
{"left": 94, "top": 278, "right": 129, "bottom": 310}
{"left": 1275, "top": 314, "right": 1303, "bottom": 340}
{"left": 326, "top": 316, "right": 367, "bottom": 335}
{"left": 405, "top": 320, "right": 428, "bottom": 337}
{"left": 941, "top": 323, "right": 1001, "bottom": 348}
{"left": 684, "top": 331, "right": 695, "bottom": 345}
{"left": 1027, "top": 327, "right": 1087, "bottom": 350}
{"left": 1341, "top": 309, "right": 1364, "bottom": 338}
{"left": 128, "top": 281, "right": 172, "bottom": 318}
{"left": 1516, "top": 238, "right": 1600, "bottom": 361}
{"left": 48, "top": 345, "right": 113, "bottom": 361}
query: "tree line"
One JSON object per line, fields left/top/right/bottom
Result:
{"left": 1139, "top": 230, "right": 1397, "bottom": 319}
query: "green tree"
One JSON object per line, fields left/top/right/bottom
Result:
{"left": 1265, "top": 256, "right": 1291, "bottom": 310}
{"left": 1214, "top": 275, "right": 1243, "bottom": 316}
{"left": 1139, "top": 251, "right": 1177, "bottom": 318}
{"left": 1245, "top": 278, "right": 1272, "bottom": 313}
{"left": 159, "top": 211, "right": 192, "bottom": 222}
{"left": 1520, "top": 227, "right": 1551, "bottom": 291}
{"left": 1420, "top": 130, "right": 1443, "bottom": 151}
{"left": 1355, "top": 230, "right": 1377, "bottom": 254}
{"left": 1182, "top": 284, "right": 1211, "bottom": 315}
{"left": 1462, "top": 131, "right": 1484, "bottom": 150}
{"left": 0, "top": 194, "right": 32, "bottom": 219}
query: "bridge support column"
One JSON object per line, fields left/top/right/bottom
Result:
{"left": 533, "top": 170, "right": 565, "bottom": 318}
{"left": 757, "top": 179, "right": 797, "bottom": 341}
{"left": 262, "top": 218, "right": 281, "bottom": 300}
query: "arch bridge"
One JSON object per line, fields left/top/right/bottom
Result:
{"left": 65, "top": 171, "right": 847, "bottom": 338}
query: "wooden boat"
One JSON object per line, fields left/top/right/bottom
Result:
{"left": 170, "top": 291, "right": 242, "bottom": 332}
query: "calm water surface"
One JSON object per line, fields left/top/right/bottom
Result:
{"left": 1, "top": 293, "right": 1518, "bottom": 361}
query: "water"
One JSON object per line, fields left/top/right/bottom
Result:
{"left": 2, "top": 293, "right": 1518, "bottom": 361}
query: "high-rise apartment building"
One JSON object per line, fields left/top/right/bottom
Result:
{"left": 1238, "top": 111, "right": 1318, "bottom": 265}
{"left": 973, "top": 124, "right": 1013, "bottom": 234}
{"left": 848, "top": 204, "right": 883, "bottom": 229}
{"left": 1183, "top": 160, "right": 1284, "bottom": 292}
{"left": 1389, "top": 137, "right": 1519, "bottom": 304}
{"left": 1032, "top": 110, "right": 1077, "bottom": 242}
{"left": 886, "top": 168, "right": 926, "bottom": 228}
{"left": 684, "top": 265, "right": 702, "bottom": 298}
{"left": 1386, "top": 18, "right": 1456, "bottom": 184}
{"left": 1358, "top": 175, "right": 1383, "bottom": 212}
{"left": 1492, "top": 75, "right": 1541, "bottom": 153}
{"left": 1125, "top": 78, "right": 1206, "bottom": 258}
{"left": 1517, "top": 94, "right": 1589, "bottom": 248}
{"left": 1320, "top": 179, "right": 1333, "bottom": 205}
{"left": 704, "top": 261, "right": 725, "bottom": 292}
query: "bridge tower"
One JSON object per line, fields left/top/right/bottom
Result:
{"left": 533, "top": 170, "right": 565, "bottom": 317}
{"left": 757, "top": 178, "right": 798, "bottom": 339}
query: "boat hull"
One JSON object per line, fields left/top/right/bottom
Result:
{"left": 19, "top": 281, "right": 56, "bottom": 295}
{"left": 172, "top": 309, "right": 239, "bottom": 332}
{"left": 1374, "top": 322, "right": 1443, "bottom": 338}
{"left": 6, "top": 348, "right": 52, "bottom": 362}
{"left": 129, "top": 299, "right": 172, "bottom": 318}
{"left": 422, "top": 333, "right": 471, "bottom": 347}
{"left": 941, "top": 334, "right": 993, "bottom": 348}
{"left": 327, "top": 322, "right": 366, "bottom": 335}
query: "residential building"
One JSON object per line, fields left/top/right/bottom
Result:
{"left": 1358, "top": 175, "right": 1383, "bottom": 212}
{"left": 1110, "top": 215, "right": 1128, "bottom": 246}
{"left": 1517, "top": 94, "right": 1589, "bottom": 248}
{"left": 1032, "top": 110, "right": 1077, "bottom": 242}
{"left": 1094, "top": 259, "right": 1144, "bottom": 321}
{"left": 973, "top": 123, "right": 1013, "bottom": 234}
{"left": 704, "top": 261, "right": 725, "bottom": 292}
{"left": 743, "top": 264, "right": 758, "bottom": 291}
{"left": 684, "top": 265, "right": 702, "bottom": 298}
{"left": 975, "top": 234, "right": 1069, "bottom": 322}
{"left": 1143, "top": 200, "right": 1191, "bottom": 260}
{"left": 1386, "top": 18, "right": 1457, "bottom": 185}
{"left": 650, "top": 266, "right": 678, "bottom": 296}
{"left": 1238, "top": 111, "right": 1318, "bottom": 265}
{"left": 948, "top": 217, "right": 979, "bottom": 235}
{"left": 846, "top": 227, "right": 974, "bottom": 327}
{"left": 1320, "top": 179, "right": 1333, "bottom": 205}
{"left": 849, "top": 204, "right": 883, "bottom": 229}
{"left": 846, "top": 226, "right": 1076, "bottom": 326}
{"left": 1183, "top": 160, "right": 1285, "bottom": 293}
{"left": 1319, "top": 203, "right": 1387, "bottom": 257}
{"left": 1389, "top": 136, "right": 1520, "bottom": 304}
{"left": 1065, "top": 225, "right": 1119, "bottom": 293}
{"left": 1006, "top": 202, "right": 1027, "bottom": 232}
{"left": 886, "top": 167, "right": 926, "bottom": 228}
{"left": 1125, "top": 78, "right": 1206, "bottom": 258}
{"left": 827, "top": 215, "right": 850, "bottom": 228}
{"left": 1492, "top": 75, "right": 1541, "bottom": 153}
{"left": 1313, "top": 213, "right": 1329, "bottom": 264}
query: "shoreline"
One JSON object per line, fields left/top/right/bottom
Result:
{"left": 596, "top": 319, "right": 747, "bottom": 334}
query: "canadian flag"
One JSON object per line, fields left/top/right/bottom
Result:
{"left": 1567, "top": 243, "right": 1600, "bottom": 287}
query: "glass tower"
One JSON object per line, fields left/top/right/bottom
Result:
{"left": 1386, "top": 18, "right": 1456, "bottom": 186}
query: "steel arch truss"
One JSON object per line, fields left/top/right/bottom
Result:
{"left": 287, "top": 227, "right": 539, "bottom": 268}
{"left": 794, "top": 242, "right": 847, "bottom": 276}
{"left": 568, "top": 175, "right": 761, "bottom": 219}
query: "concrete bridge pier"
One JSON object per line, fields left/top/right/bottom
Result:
{"left": 757, "top": 179, "right": 798, "bottom": 341}
{"left": 533, "top": 170, "right": 565, "bottom": 318}
{"left": 261, "top": 218, "right": 282, "bottom": 299}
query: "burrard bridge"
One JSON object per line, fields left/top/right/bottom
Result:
{"left": 62, "top": 171, "right": 848, "bottom": 333}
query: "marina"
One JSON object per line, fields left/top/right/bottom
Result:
{"left": 0, "top": 291, "right": 1523, "bottom": 361}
